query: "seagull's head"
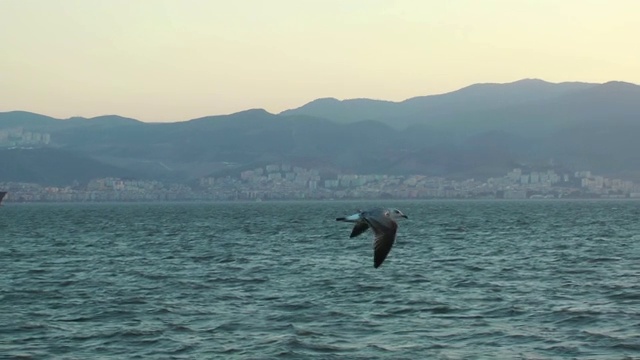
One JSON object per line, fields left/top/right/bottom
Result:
{"left": 389, "top": 208, "right": 408, "bottom": 220}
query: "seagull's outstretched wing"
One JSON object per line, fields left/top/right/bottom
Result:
{"left": 363, "top": 209, "right": 399, "bottom": 268}
{"left": 350, "top": 220, "right": 369, "bottom": 238}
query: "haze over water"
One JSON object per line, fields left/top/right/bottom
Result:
{"left": 1, "top": 200, "right": 639, "bottom": 359}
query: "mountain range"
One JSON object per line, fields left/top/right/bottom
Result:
{"left": 1, "top": 78, "right": 640, "bottom": 186}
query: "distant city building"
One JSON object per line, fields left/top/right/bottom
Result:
{"left": 1, "top": 163, "right": 638, "bottom": 202}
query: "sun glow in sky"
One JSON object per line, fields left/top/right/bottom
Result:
{"left": 1, "top": 0, "right": 639, "bottom": 122}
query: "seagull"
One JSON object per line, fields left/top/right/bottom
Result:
{"left": 336, "top": 208, "right": 408, "bottom": 268}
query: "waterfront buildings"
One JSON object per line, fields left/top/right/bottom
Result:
{"left": 1, "top": 165, "right": 638, "bottom": 203}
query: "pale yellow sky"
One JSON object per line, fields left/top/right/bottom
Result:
{"left": 1, "top": 0, "right": 638, "bottom": 122}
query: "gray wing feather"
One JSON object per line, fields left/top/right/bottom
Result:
{"left": 362, "top": 209, "right": 398, "bottom": 268}
{"left": 350, "top": 220, "right": 370, "bottom": 238}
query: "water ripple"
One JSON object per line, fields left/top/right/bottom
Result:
{"left": 1, "top": 200, "right": 640, "bottom": 358}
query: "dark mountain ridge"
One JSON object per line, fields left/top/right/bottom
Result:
{"left": 280, "top": 79, "right": 598, "bottom": 128}
{"left": 1, "top": 79, "right": 639, "bottom": 185}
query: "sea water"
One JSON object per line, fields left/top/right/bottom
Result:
{"left": 1, "top": 200, "right": 639, "bottom": 359}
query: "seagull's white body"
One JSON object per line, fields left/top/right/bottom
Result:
{"left": 336, "top": 208, "right": 408, "bottom": 268}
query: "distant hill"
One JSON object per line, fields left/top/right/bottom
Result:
{"left": 0, "top": 148, "right": 139, "bottom": 186}
{"left": 280, "top": 79, "right": 598, "bottom": 129}
{"left": 1, "top": 79, "right": 640, "bottom": 185}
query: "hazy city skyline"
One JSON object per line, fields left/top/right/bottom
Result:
{"left": 2, "top": 162, "right": 638, "bottom": 203}
{"left": 2, "top": 0, "right": 639, "bottom": 122}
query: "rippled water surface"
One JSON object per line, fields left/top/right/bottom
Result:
{"left": 2, "top": 200, "right": 640, "bottom": 359}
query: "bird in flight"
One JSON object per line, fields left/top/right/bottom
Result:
{"left": 336, "top": 208, "right": 408, "bottom": 268}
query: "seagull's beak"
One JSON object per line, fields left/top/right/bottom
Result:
{"left": 402, "top": 214, "right": 408, "bottom": 219}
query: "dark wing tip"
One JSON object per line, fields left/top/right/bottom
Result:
{"left": 373, "top": 252, "right": 388, "bottom": 268}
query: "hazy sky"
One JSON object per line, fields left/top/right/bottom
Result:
{"left": 1, "top": 0, "right": 638, "bottom": 122}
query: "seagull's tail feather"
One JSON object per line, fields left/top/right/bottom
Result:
{"left": 336, "top": 217, "right": 347, "bottom": 221}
